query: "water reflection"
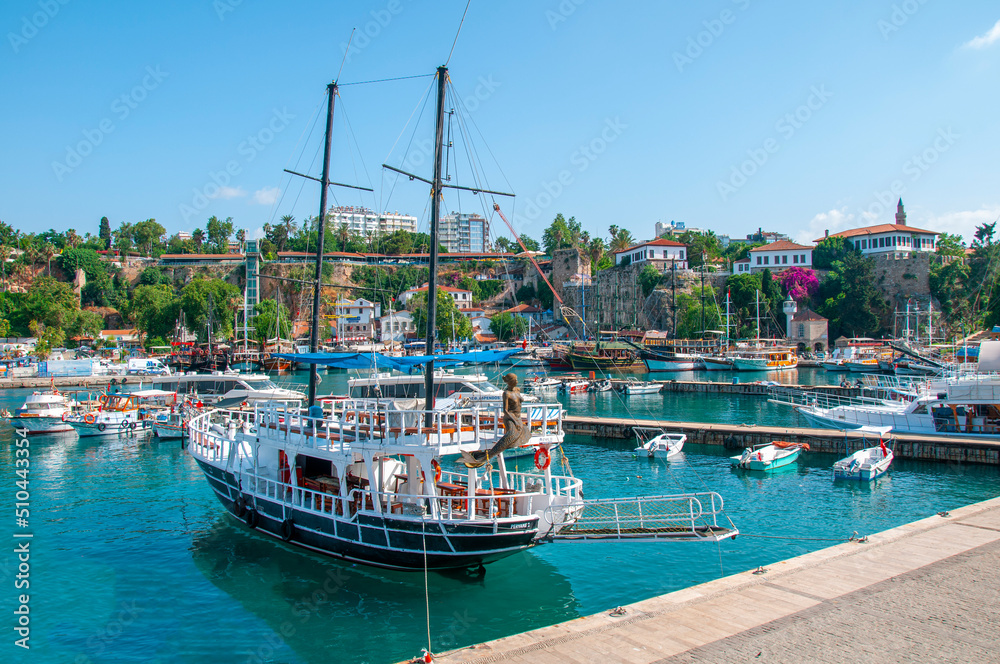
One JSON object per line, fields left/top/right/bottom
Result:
{"left": 189, "top": 516, "right": 580, "bottom": 663}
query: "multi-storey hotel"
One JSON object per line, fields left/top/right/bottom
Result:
{"left": 328, "top": 206, "right": 417, "bottom": 235}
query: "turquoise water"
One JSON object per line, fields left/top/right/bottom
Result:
{"left": 3, "top": 367, "right": 998, "bottom": 664}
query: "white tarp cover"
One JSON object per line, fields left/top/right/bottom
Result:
{"left": 976, "top": 340, "right": 1000, "bottom": 372}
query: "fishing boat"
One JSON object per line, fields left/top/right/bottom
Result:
{"left": 730, "top": 346, "right": 798, "bottom": 371}
{"left": 833, "top": 434, "right": 894, "bottom": 481}
{"left": 187, "top": 67, "right": 737, "bottom": 573}
{"left": 701, "top": 355, "right": 733, "bottom": 371}
{"left": 4, "top": 389, "right": 76, "bottom": 434}
{"left": 634, "top": 430, "right": 686, "bottom": 459}
{"left": 64, "top": 389, "right": 175, "bottom": 437}
{"left": 731, "top": 441, "right": 808, "bottom": 471}
{"left": 565, "top": 343, "right": 639, "bottom": 370}
{"left": 620, "top": 379, "right": 662, "bottom": 395}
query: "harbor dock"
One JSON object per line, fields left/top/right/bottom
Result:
{"left": 0, "top": 375, "right": 127, "bottom": 390}
{"left": 563, "top": 415, "right": 1000, "bottom": 465}
{"left": 420, "top": 496, "right": 1000, "bottom": 664}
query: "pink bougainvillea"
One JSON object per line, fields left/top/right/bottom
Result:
{"left": 779, "top": 267, "right": 819, "bottom": 302}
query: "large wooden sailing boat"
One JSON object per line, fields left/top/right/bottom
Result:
{"left": 187, "top": 68, "right": 736, "bottom": 571}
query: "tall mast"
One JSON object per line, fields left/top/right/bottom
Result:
{"left": 307, "top": 82, "right": 337, "bottom": 408}
{"left": 700, "top": 252, "right": 705, "bottom": 339}
{"left": 424, "top": 65, "right": 448, "bottom": 414}
{"left": 755, "top": 290, "right": 761, "bottom": 343}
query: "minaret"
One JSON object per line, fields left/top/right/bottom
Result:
{"left": 895, "top": 198, "right": 907, "bottom": 226}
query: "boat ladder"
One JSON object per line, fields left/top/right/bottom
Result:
{"left": 545, "top": 492, "right": 738, "bottom": 543}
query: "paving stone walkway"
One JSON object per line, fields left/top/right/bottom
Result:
{"left": 421, "top": 497, "right": 1000, "bottom": 664}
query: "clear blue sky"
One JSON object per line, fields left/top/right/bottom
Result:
{"left": 2, "top": 1, "right": 999, "bottom": 247}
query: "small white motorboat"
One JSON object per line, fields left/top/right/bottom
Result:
{"left": 634, "top": 432, "right": 686, "bottom": 459}
{"left": 559, "top": 378, "right": 590, "bottom": 394}
{"left": 621, "top": 379, "right": 662, "bottom": 395}
{"left": 731, "top": 441, "right": 808, "bottom": 471}
{"left": 833, "top": 429, "right": 894, "bottom": 481}
{"left": 524, "top": 373, "right": 561, "bottom": 393}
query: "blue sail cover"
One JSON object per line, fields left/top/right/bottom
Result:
{"left": 272, "top": 348, "right": 522, "bottom": 372}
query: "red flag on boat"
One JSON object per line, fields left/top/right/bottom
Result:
{"left": 880, "top": 439, "right": 888, "bottom": 457}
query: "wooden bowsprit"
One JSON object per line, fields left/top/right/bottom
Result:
{"left": 543, "top": 492, "right": 738, "bottom": 542}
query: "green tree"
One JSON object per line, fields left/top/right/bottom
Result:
{"left": 409, "top": 291, "right": 474, "bottom": 342}
{"left": 65, "top": 310, "right": 104, "bottom": 344}
{"left": 609, "top": 226, "right": 635, "bottom": 253}
{"left": 674, "top": 288, "right": 722, "bottom": 338}
{"left": 206, "top": 216, "right": 235, "bottom": 253}
{"left": 936, "top": 232, "right": 966, "bottom": 257}
{"left": 113, "top": 222, "right": 134, "bottom": 253}
{"left": 814, "top": 253, "right": 886, "bottom": 338}
{"left": 99, "top": 216, "right": 112, "bottom": 248}
{"left": 23, "top": 276, "right": 79, "bottom": 330}
{"left": 812, "top": 235, "right": 856, "bottom": 269}
{"left": 179, "top": 278, "right": 240, "bottom": 340}
{"left": 133, "top": 218, "right": 166, "bottom": 256}
{"left": 251, "top": 298, "right": 291, "bottom": 345}
{"left": 488, "top": 312, "right": 529, "bottom": 341}
{"left": 129, "top": 284, "right": 179, "bottom": 340}
{"left": 638, "top": 264, "right": 662, "bottom": 297}
{"left": 542, "top": 214, "right": 581, "bottom": 255}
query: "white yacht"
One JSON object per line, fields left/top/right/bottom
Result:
{"left": 348, "top": 370, "right": 537, "bottom": 403}
{"left": 151, "top": 373, "right": 305, "bottom": 407}
{"left": 4, "top": 390, "right": 75, "bottom": 434}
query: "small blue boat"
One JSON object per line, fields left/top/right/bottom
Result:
{"left": 731, "top": 441, "right": 808, "bottom": 471}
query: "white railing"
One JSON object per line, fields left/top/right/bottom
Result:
{"left": 547, "top": 492, "right": 735, "bottom": 541}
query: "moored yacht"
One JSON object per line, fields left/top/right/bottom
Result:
{"left": 4, "top": 390, "right": 75, "bottom": 434}
{"left": 150, "top": 373, "right": 305, "bottom": 406}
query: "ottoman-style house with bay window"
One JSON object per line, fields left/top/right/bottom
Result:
{"left": 815, "top": 199, "right": 939, "bottom": 254}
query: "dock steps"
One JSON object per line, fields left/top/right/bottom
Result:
{"left": 547, "top": 492, "right": 738, "bottom": 543}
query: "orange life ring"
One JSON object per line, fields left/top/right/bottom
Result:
{"left": 61, "top": 412, "right": 68, "bottom": 422}
{"left": 84, "top": 413, "right": 96, "bottom": 424}
{"left": 431, "top": 459, "right": 442, "bottom": 483}
{"left": 534, "top": 447, "right": 551, "bottom": 471}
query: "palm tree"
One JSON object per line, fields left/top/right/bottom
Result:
{"left": 42, "top": 244, "right": 55, "bottom": 276}
{"left": 236, "top": 228, "right": 247, "bottom": 250}
{"left": 610, "top": 229, "right": 634, "bottom": 253}
{"left": 0, "top": 245, "right": 10, "bottom": 292}
{"left": 280, "top": 214, "right": 295, "bottom": 252}
{"left": 588, "top": 238, "right": 606, "bottom": 268}
{"left": 65, "top": 229, "right": 80, "bottom": 249}
{"left": 337, "top": 223, "right": 350, "bottom": 252}
{"left": 192, "top": 229, "right": 205, "bottom": 251}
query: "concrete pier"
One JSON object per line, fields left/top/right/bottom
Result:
{"left": 563, "top": 415, "right": 1000, "bottom": 466}
{"left": 422, "top": 496, "right": 1000, "bottom": 664}
{"left": 0, "top": 375, "right": 126, "bottom": 390}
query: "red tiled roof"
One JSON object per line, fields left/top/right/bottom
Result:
{"left": 159, "top": 254, "right": 244, "bottom": 259}
{"left": 100, "top": 329, "right": 138, "bottom": 336}
{"left": 403, "top": 284, "right": 472, "bottom": 294}
{"left": 474, "top": 333, "right": 497, "bottom": 343}
{"left": 504, "top": 304, "right": 542, "bottom": 314}
{"left": 616, "top": 237, "right": 686, "bottom": 254}
{"left": 749, "top": 240, "right": 814, "bottom": 252}
{"left": 815, "top": 224, "right": 939, "bottom": 242}
{"left": 792, "top": 308, "right": 827, "bottom": 322}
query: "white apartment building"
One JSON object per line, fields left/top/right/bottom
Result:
{"left": 397, "top": 284, "right": 474, "bottom": 307}
{"left": 748, "top": 240, "right": 813, "bottom": 273}
{"left": 614, "top": 238, "right": 687, "bottom": 268}
{"left": 331, "top": 298, "right": 382, "bottom": 340}
{"left": 440, "top": 212, "right": 489, "bottom": 253}
{"left": 379, "top": 311, "right": 415, "bottom": 342}
{"left": 328, "top": 206, "right": 417, "bottom": 236}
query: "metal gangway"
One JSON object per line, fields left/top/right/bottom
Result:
{"left": 545, "top": 493, "right": 738, "bottom": 543}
